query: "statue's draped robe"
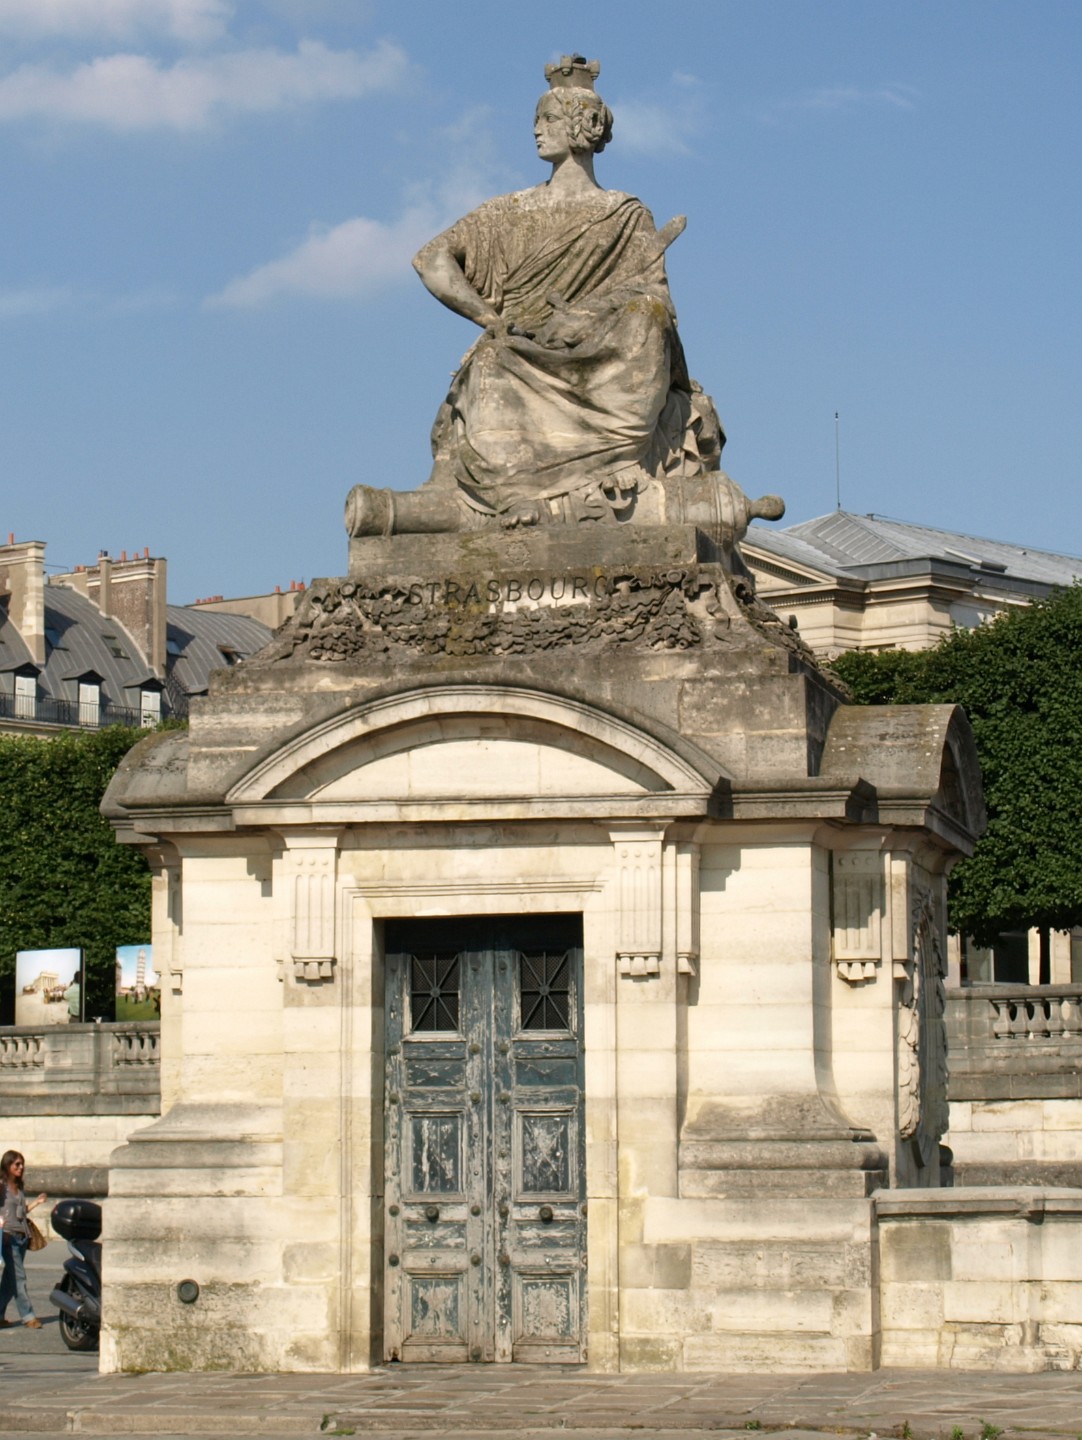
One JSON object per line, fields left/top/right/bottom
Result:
{"left": 423, "top": 187, "right": 708, "bottom": 515}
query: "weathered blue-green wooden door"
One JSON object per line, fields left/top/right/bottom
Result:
{"left": 384, "top": 915, "right": 586, "bottom": 1363}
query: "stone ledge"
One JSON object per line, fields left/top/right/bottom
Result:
{"left": 875, "top": 1184, "right": 1082, "bottom": 1219}
{"left": 953, "top": 1162, "right": 1082, "bottom": 1189}
{"left": 32, "top": 1165, "right": 108, "bottom": 1197}
{"left": 680, "top": 1168, "right": 885, "bottom": 1199}
{"left": 0, "top": 1094, "right": 160, "bottom": 1115}
{"left": 949, "top": 1070, "right": 1082, "bottom": 1100}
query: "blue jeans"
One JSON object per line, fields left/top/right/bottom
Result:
{"left": 0, "top": 1232, "right": 35, "bottom": 1321}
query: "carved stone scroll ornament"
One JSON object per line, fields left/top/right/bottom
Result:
{"left": 895, "top": 885, "right": 949, "bottom": 1166}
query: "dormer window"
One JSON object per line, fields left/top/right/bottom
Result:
{"left": 140, "top": 688, "right": 162, "bottom": 728}
{"left": 13, "top": 672, "right": 36, "bottom": 720}
{"left": 78, "top": 680, "right": 101, "bottom": 728}
{"left": 103, "top": 633, "right": 129, "bottom": 660}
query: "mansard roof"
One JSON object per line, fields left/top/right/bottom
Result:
{"left": 52, "top": 583, "right": 161, "bottom": 690}
{"left": 0, "top": 604, "right": 34, "bottom": 673}
{"left": 164, "top": 605, "right": 272, "bottom": 698}
{"left": 0, "top": 582, "right": 271, "bottom": 718}
{"left": 747, "top": 511, "right": 1082, "bottom": 596}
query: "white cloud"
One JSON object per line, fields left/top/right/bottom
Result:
{"left": 0, "top": 286, "right": 73, "bottom": 318}
{"left": 206, "top": 209, "right": 437, "bottom": 308}
{"left": 611, "top": 99, "right": 691, "bottom": 158}
{"left": 760, "top": 84, "right": 919, "bottom": 124}
{"left": 256, "top": 0, "right": 369, "bottom": 22}
{"left": 799, "top": 85, "right": 917, "bottom": 112}
{"left": 207, "top": 109, "right": 503, "bottom": 309}
{"left": 0, "top": 285, "right": 179, "bottom": 317}
{"left": 0, "top": 36, "right": 409, "bottom": 131}
{"left": 0, "top": 0, "right": 231, "bottom": 44}
{"left": 610, "top": 74, "right": 705, "bottom": 158}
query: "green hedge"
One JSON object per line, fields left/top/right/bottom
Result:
{"left": 0, "top": 726, "right": 151, "bottom": 1022}
{"left": 833, "top": 584, "right": 1082, "bottom": 946}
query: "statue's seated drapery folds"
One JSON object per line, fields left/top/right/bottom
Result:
{"left": 417, "top": 186, "right": 717, "bottom": 522}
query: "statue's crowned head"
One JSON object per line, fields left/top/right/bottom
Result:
{"left": 539, "top": 53, "right": 613, "bottom": 155}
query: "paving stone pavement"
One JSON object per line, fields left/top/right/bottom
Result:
{"left": 2, "top": 1252, "right": 1079, "bottom": 1439}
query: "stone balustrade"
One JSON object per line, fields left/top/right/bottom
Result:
{"left": 110, "top": 1027, "right": 162, "bottom": 1068}
{"left": 0, "top": 1022, "right": 160, "bottom": 1105}
{"left": 947, "top": 985, "right": 1082, "bottom": 1097}
{"left": 0, "top": 1022, "right": 161, "bottom": 1198}
{"left": 986, "top": 988, "right": 1082, "bottom": 1041}
{"left": 945, "top": 985, "right": 1082, "bottom": 1188}
{"left": 0, "top": 1031, "right": 45, "bottom": 1069}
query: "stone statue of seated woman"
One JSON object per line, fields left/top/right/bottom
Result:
{"left": 345, "top": 55, "right": 782, "bottom": 548}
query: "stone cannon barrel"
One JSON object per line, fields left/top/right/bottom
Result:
{"left": 648, "top": 471, "right": 785, "bottom": 550}
{"left": 345, "top": 473, "right": 784, "bottom": 551}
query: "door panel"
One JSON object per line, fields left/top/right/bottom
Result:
{"left": 384, "top": 951, "right": 484, "bottom": 1362}
{"left": 384, "top": 916, "right": 585, "bottom": 1364}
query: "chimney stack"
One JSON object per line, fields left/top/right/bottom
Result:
{"left": 0, "top": 536, "right": 46, "bottom": 665}
{"left": 53, "top": 549, "right": 169, "bottom": 678}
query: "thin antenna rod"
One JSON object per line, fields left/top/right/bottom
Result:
{"left": 834, "top": 411, "right": 841, "bottom": 511}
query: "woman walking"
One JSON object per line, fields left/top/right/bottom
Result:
{"left": 0, "top": 1151, "right": 48, "bottom": 1329}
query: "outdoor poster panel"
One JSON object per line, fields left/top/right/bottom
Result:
{"left": 115, "top": 944, "right": 159, "bottom": 1021}
{"left": 15, "top": 948, "right": 82, "bottom": 1026}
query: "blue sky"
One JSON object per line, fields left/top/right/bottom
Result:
{"left": 1, "top": 0, "right": 1079, "bottom": 601}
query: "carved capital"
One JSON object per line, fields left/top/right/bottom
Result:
{"left": 675, "top": 841, "right": 700, "bottom": 976}
{"left": 279, "top": 832, "right": 340, "bottom": 985}
{"left": 609, "top": 824, "right": 667, "bottom": 980}
{"left": 832, "top": 850, "right": 884, "bottom": 984}
{"left": 164, "top": 862, "right": 183, "bottom": 993}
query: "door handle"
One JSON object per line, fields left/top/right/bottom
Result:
{"left": 538, "top": 1205, "right": 554, "bottom": 1223}
{"left": 424, "top": 1204, "right": 439, "bottom": 1223}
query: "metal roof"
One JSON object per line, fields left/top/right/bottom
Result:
{"left": 0, "top": 583, "right": 271, "bottom": 718}
{"left": 6, "top": 583, "right": 153, "bottom": 706}
{"left": 747, "top": 512, "right": 1082, "bottom": 590}
{"left": 0, "top": 601, "right": 35, "bottom": 673}
{"left": 165, "top": 605, "right": 272, "bottom": 698}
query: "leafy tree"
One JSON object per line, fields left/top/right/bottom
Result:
{"left": 0, "top": 726, "right": 151, "bottom": 1022}
{"left": 832, "top": 585, "right": 1082, "bottom": 953}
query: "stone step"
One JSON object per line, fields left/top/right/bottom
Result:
{"left": 680, "top": 1167, "right": 887, "bottom": 1198}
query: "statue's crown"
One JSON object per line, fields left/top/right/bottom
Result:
{"left": 544, "top": 54, "right": 600, "bottom": 92}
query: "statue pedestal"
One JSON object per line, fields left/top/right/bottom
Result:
{"left": 103, "top": 522, "right": 986, "bottom": 1373}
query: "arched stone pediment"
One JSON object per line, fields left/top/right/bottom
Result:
{"left": 227, "top": 685, "right": 725, "bottom": 813}
{"left": 819, "top": 701, "right": 986, "bottom": 847}
{"left": 935, "top": 706, "right": 986, "bottom": 838}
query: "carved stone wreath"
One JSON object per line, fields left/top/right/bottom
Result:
{"left": 896, "top": 884, "right": 949, "bottom": 1167}
{"left": 266, "top": 569, "right": 721, "bottom": 663}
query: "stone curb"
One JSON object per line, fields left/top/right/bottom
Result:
{"left": 0, "top": 1418, "right": 320, "bottom": 1437}
{"left": 0, "top": 1432, "right": 845, "bottom": 1440}
{"left": 0, "top": 1412, "right": 1075, "bottom": 1440}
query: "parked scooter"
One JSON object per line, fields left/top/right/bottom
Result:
{"left": 49, "top": 1199, "right": 101, "bottom": 1351}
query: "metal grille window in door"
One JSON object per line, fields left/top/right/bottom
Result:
{"left": 518, "top": 950, "right": 572, "bottom": 1032}
{"left": 410, "top": 952, "right": 460, "bottom": 1032}
{"left": 384, "top": 915, "right": 585, "bottom": 1365}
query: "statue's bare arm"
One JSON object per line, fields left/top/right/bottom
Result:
{"left": 412, "top": 241, "right": 504, "bottom": 333}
